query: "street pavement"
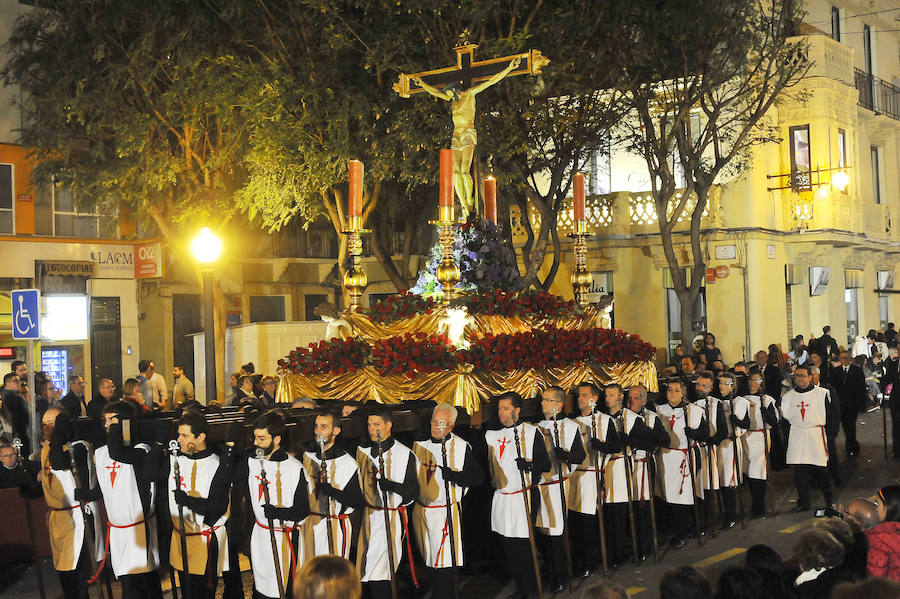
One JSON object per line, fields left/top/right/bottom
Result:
{"left": 2, "top": 406, "right": 897, "bottom": 599}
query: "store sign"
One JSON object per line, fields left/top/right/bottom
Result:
{"left": 134, "top": 242, "right": 163, "bottom": 279}
{"left": 39, "top": 260, "right": 96, "bottom": 277}
{"left": 90, "top": 247, "right": 135, "bottom": 278}
{"left": 715, "top": 265, "right": 730, "bottom": 279}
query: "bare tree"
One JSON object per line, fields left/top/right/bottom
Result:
{"left": 621, "top": 0, "right": 810, "bottom": 345}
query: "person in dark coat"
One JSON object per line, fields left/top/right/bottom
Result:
{"left": 59, "top": 375, "right": 87, "bottom": 418}
{"left": 832, "top": 351, "right": 867, "bottom": 457}
{"left": 87, "top": 378, "right": 117, "bottom": 418}
{"left": 792, "top": 529, "right": 849, "bottom": 599}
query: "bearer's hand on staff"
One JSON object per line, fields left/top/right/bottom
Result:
{"left": 317, "top": 482, "right": 338, "bottom": 498}
{"left": 515, "top": 457, "right": 533, "bottom": 472}
{"left": 553, "top": 447, "right": 570, "bottom": 462}
{"left": 263, "top": 503, "right": 285, "bottom": 521}
{"left": 440, "top": 466, "right": 461, "bottom": 483}
{"left": 377, "top": 477, "right": 403, "bottom": 495}
{"left": 173, "top": 489, "right": 191, "bottom": 506}
{"left": 589, "top": 438, "right": 611, "bottom": 453}
{"left": 685, "top": 426, "right": 704, "bottom": 441}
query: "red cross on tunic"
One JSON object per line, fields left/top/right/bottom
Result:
{"left": 679, "top": 454, "right": 690, "bottom": 494}
{"left": 498, "top": 436, "right": 510, "bottom": 460}
{"left": 669, "top": 414, "right": 677, "bottom": 431}
{"left": 106, "top": 461, "right": 121, "bottom": 487}
{"left": 798, "top": 400, "right": 809, "bottom": 421}
{"left": 254, "top": 474, "right": 269, "bottom": 502}
{"left": 425, "top": 461, "right": 438, "bottom": 484}
{"left": 173, "top": 473, "right": 184, "bottom": 490}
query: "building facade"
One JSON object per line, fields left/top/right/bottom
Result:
{"left": 522, "top": 0, "right": 900, "bottom": 365}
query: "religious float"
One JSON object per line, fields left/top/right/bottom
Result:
{"left": 276, "top": 43, "right": 657, "bottom": 413}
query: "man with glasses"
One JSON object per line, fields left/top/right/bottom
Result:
{"left": 60, "top": 375, "right": 87, "bottom": 417}
{"left": 2, "top": 373, "right": 30, "bottom": 449}
{"left": 781, "top": 365, "right": 833, "bottom": 513}
{"left": 259, "top": 376, "right": 277, "bottom": 405}
{"left": 88, "top": 379, "right": 117, "bottom": 418}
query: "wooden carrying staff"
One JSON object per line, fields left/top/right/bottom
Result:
{"left": 168, "top": 441, "right": 192, "bottom": 599}
{"left": 512, "top": 419, "right": 544, "bottom": 599}
{"left": 681, "top": 406, "right": 704, "bottom": 547}
{"left": 256, "top": 447, "right": 285, "bottom": 599}
{"left": 437, "top": 421, "right": 460, "bottom": 599}
{"left": 549, "top": 408, "right": 574, "bottom": 592}
{"left": 317, "top": 436, "right": 336, "bottom": 556}
{"left": 640, "top": 409, "right": 661, "bottom": 562}
{"left": 588, "top": 400, "right": 611, "bottom": 577}
{"left": 64, "top": 440, "right": 107, "bottom": 599}
{"left": 619, "top": 410, "right": 641, "bottom": 565}
{"left": 703, "top": 399, "right": 720, "bottom": 538}
{"left": 375, "top": 432, "right": 398, "bottom": 599}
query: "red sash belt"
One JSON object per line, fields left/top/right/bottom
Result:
{"left": 367, "top": 504, "right": 419, "bottom": 587}
{"left": 49, "top": 503, "right": 82, "bottom": 511}
{"left": 538, "top": 475, "right": 569, "bottom": 487}
{"left": 310, "top": 512, "right": 351, "bottom": 556}
{"left": 255, "top": 518, "right": 299, "bottom": 576}
{"left": 422, "top": 503, "right": 460, "bottom": 568}
{"left": 88, "top": 512, "right": 156, "bottom": 583}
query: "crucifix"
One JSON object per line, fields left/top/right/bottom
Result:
{"left": 394, "top": 43, "right": 549, "bottom": 220}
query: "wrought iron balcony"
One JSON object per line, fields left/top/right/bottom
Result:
{"left": 855, "top": 69, "right": 900, "bottom": 120}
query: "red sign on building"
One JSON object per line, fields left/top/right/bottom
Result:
{"left": 134, "top": 242, "right": 163, "bottom": 279}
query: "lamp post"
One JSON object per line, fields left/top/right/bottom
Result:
{"left": 191, "top": 227, "right": 222, "bottom": 405}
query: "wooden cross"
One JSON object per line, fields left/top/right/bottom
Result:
{"left": 393, "top": 44, "right": 549, "bottom": 98}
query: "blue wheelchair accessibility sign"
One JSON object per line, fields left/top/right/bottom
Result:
{"left": 12, "top": 289, "right": 40, "bottom": 340}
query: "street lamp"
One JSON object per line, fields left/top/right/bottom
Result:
{"left": 191, "top": 227, "right": 222, "bottom": 405}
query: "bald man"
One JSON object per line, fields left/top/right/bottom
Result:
{"left": 847, "top": 498, "right": 880, "bottom": 531}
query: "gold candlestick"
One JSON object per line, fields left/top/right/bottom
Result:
{"left": 569, "top": 220, "right": 592, "bottom": 307}
{"left": 431, "top": 205, "right": 460, "bottom": 304}
{"left": 342, "top": 215, "right": 370, "bottom": 310}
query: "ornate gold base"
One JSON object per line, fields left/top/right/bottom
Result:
{"left": 568, "top": 231, "right": 591, "bottom": 307}
{"left": 341, "top": 226, "right": 370, "bottom": 310}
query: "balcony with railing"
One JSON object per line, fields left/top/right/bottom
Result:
{"left": 855, "top": 69, "right": 900, "bottom": 120}
{"left": 509, "top": 187, "right": 722, "bottom": 243}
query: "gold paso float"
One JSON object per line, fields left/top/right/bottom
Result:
{"left": 276, "top": 303, "right": 658, "bottom": 415}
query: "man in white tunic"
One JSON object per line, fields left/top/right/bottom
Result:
{"left": 243, "top": 410, "right": 310, "bottom": 599}
{"left": 715, "top": 373, "right": 750, "bottom": 529}
{"left": 536, "top": 386, "right": 585, "bottom": 592}
{"left": 356, "top": 410, "right": 420, "bottom": 599}
{"left": 168, "top": 411, "right": 231, "bottom": 599}
{"left": 693, "top": 372, "right": 726, "bottom": 533}
{"left": 41, "top": 407, "right": 104, "bottom": 599}
{"left": 625, "top": 384, "right": 670, "bottom": 559}
{"left": 95, "top": 401, "right": 163, "bottom": 599}
{"left": 740, "top": 371, "right": 779, "bottom": 518}
{"left": 781, "top": 365, "right": 833, "bottom": 512}
{"left": 570, "top": 382, "right": 619, "bottom": 576}
{"left": 485, "top": 391, "right": 550, "bottom": 599}
{"left": 656, "top": 380, "right": 708, "bottom": 549}
{"left": 301, "top": 410, "right": 363, "bottom": 560}
{"left": 412, "top": 404, "right": 483, "bottom": 599}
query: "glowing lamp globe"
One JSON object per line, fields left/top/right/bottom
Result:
{"left": 832, "top": 170, "right": 849, "bottom": 192}
{"left": 191, "top": 227, "right": 222, "bottom": 264}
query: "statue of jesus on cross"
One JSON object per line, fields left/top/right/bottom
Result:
{"left": 412, "top": 57, "right": 520, "bottom": 217}
{"left": 395, "top": 44, "right": 548, "bottom": 220}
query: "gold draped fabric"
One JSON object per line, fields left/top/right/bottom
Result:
{"left": 277, "top": 361, "right": 658, "bottom": 415}
{"left": 342, "top": 305, "right": 602, "bottom": 343}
